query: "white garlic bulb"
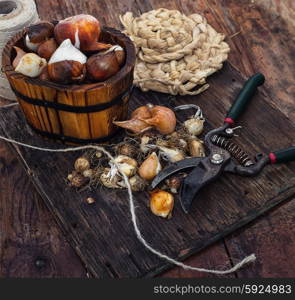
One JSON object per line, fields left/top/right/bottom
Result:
{"left": 113, "top": 155, "right": 137, "bottom": 177}
{"left": 15, "top": 53, "right": 47, "bottom": 77}
{"left": 49, "top": 39, "right": 87, "bottom": 64}
{"left": 184, "top": 118, "right": 204, "bottom": 136}
{"left": 158, "top": 146, "right": 185, "bottom": 163}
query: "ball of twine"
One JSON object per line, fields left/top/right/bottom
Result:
{"left": 0, "top": 0, "right": 39, "bottom": 100}
{"left": 120, "top": 8, "right": 230, "bottom": 95}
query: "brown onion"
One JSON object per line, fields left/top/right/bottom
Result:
{"left": 28, "top": 21, "right": 54, "bottom": 43}
{"left": 86, "top": 51, "right": 120, "bottom": 81}
{"left": 48, "top": 60, "right": 86, "bottom": 84}
{"left": 54, "top": 14, "right": 111, "bottom": 51}
{"left": 37, "top": 38, "right": 58, "bottom": 61}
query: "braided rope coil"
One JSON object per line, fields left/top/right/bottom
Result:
{"left": 120, "top": 8, "right": 230, "bottom": 95}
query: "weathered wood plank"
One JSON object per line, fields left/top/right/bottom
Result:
{"left": 1, "top": 0, "right": 294, "bottom": 278}
{"left": 0, "top": 62, "right": 294, "bottom": 278}
{"left": 225, "top": 199, "right": 295, "bottom": 278}
{"left": 0, "top": 139, "right": 87, "bottom": 278}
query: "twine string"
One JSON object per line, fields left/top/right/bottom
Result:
{"left": 0, "top": 102, "right": 256, "bottom": 274}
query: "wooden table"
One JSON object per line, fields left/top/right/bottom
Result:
{"left": 0, "top": 0, "right": 294, "bottom": 278}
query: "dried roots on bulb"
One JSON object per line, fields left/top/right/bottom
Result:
{"left": 74, "top": 157, "right": 90, "bottom": 172}
{"left": 116, "top": 143, "right": 138, "bottom": 158}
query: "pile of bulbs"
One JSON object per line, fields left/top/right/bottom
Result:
{"left": 12, "top": 14, "right": 125, "bottom": 84}
{"left": 67, "top": 103, "right": 206, "bottom": 219}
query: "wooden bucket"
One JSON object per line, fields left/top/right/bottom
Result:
{"left": 2, "top": 27, "right": 136, "bottom": 144}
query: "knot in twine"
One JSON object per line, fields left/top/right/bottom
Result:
{"left": 120, "top": 8, "right": 230, "bottom": 95}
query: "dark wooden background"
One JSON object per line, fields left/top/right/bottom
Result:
{"left": 0, "top": 0, "right": 294, "bottom": 277}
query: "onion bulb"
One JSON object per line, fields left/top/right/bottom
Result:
{"left": 113, "top": 104, "right": 176, "bottom": 135}
{"left": 54, "top": 14, "right": 111, "bottom": 51}
{"left": 14, "top": 53, "right": 47, "bottom": 77}
{"left": 150, "top": 190, "right": 174, "bottom": 218}
{"left": 138, "top": 152, "right": 161, "bottom": 181}
{"left": 86, "top": 51, "right": 120, "bottom": 81}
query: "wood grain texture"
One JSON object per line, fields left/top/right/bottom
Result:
{"left": 2, "top": 28, "right": 135, "bottom": 142}
{"left": 0, "top": 0, "right": 294, "bottom": 278}
{"left": 0, "top": 63, "right": 294, "bottom": 278}
{"left": 0, "top": 139, "right": 87, "bottom": 278}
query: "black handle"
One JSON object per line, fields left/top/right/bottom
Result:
{"left": 269, "top": 146, "right": 295, "bottom": 164}
{"left": 225, "top": 73, "right": 265, "bottom": 124}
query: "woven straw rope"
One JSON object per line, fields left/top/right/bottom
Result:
{"left": 120, "top": 8, "right": 230, "bottom": 95}
{"left": 0, "top": 0, "right": 39, "bottom": 100}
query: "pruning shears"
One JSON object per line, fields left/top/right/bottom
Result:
{"left": 151, "top": 73, "right": 295, "bottom": 213}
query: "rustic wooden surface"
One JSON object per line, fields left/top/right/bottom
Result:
{"left": 1, "top": 62, "right": 294, "bottom": 277}
{"left": 0, "top": 0, "right": 294, "bottom": 277}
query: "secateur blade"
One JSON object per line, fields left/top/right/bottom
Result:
{"left": 150, "top": 157, "right": 203, "bottom": 189}
{"left": 180, "top": 154, "right": 231, "bottom": 213}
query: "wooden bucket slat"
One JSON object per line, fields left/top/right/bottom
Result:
{"left": 2, "top": 27, "right": 136, "bottom": 144}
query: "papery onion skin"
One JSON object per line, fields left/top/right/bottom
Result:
{"left": 12, "top": 46, "right": 26, "bottom": 69}
{"left": 28, "top": 21, "right": 54, "bottom": 43}
{"left": 48, "top": 60, "right": 86, "bottom": 84}
{"left": 144, "top": 106, "right": 176, "bottom": 135}
{"left": 15, "top": 53, "right": 47, "bottom": 77}
{"left": 138, "top": 152, "right": 161, "bottom": 181}
{"left": 37, "top": 38, "right": 58, "bottom": 61}
{"left": 86, "top": 51, "right": 120, "bottom": 81}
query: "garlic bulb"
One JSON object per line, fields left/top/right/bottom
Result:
{"left": 189, "top": 138, "right": 205, "bottom": 157}
{"left": 150, "top": 190, "right": 174, "bottom": 218}
{"left": 113, "top": 155, "right": 137, "bottom": 177}
{"left": 74, "top": 157, "right": 90, "bottom": 172}
{"left": 12, "top": 46, "right": 26, "bottom": 69}
{"left": 158, "top": 146, "right": 185, "bottom": 163}
{"left": 49, "top": 39, "right": 87, "bottom": 64}
{"left": 15, "top": 53, "right": 47, "bottom": 78}
{"left": 138, "top": 152, "right": 161, "bottom": 181}
{"left": 184, "top": 118, "right": 204, "bottom": 136}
